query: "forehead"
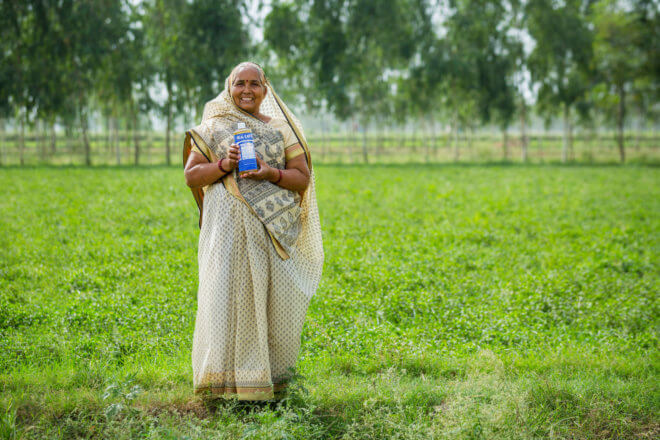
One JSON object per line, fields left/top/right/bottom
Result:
{"left": 232, "top": 66, "right": 262, "bottom": 82}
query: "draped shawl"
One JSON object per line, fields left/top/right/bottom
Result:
{"left": 183, "top": 73, "right": 323, "bottom": 268}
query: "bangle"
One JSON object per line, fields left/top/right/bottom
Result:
{"left": 273, "top": 168, "right": 282, "bottom": 184}
{"left": 218, "top": 158, "right": 228, "bottom": 173}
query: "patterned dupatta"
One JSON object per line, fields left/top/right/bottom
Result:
{"left": 182, "top": 71, "right": 320, "bottom": 262}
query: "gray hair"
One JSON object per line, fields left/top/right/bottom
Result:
{"left": 229, "top": 62, "right": 267, "bottom": 89}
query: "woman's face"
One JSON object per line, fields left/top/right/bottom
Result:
{"left": 230, "top": 66, "right": 267, "bottom": 114}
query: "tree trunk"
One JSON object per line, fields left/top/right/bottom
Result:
{"left": 348, "top": 118, "right": 355, "bottom": 164}
{"left": 0, "top": 118, "right": 4, "bottom": 166}
{"left": 79, "top": 104, "right": 91, "bottom": 166}
{"left": 64, "top": 123, "right": 72, "bottom": 162}
{"left": 429, "top": 115, "right": 438, "bottom": 160}
{"left": 634, "top": 110, "right": 640, "bottom": 152}
{"left": 453, "top": 111, "right": 460, "bottom": 161}
{"left": 147, "top": 128, "right": 153, "bottom": 164}
{"left": 375, "top": 125, "right": 382, "bottom": 157}
{"left": 109, "top": 117, "right": 115, "bottom": 163}
{"left": 41, "top": 121, "right": 46, "bottom": 161}
{"left": 165, "top": 77, "right": 173, "bottom": 166}
{"left": 562, "top": 104, "right": 570, "bottom": 163}
{"left": 132, "top": 107, "right": 140, "bottom": 165}
{"left": 430, "top": 119, "right": 437, "bottom": 159}
{"left": 115, "top": 118, "right": 121, "bottom": 165}
{"left": 411, "top": 122, "right": 417, "bottom": 154}
{"left": 502, "top": 129, "right": 509, "bottom": 161}
{"left": 105, "top": 114, "right": 112, "bottom": 154}
{"left": 617, "top": 85, "right": 626, "bottom": 163}
{"left": 361, "top": 123, "right": 369, "bottom": 164}
{"left": 320, "top": 117, "right": 327, "bottom": 161}
{"left": 467, "top": 126, "right": 474, "bottom": 159}
{"left": 19, "top": 109, "right": 25, "bottom": 166}
{"left": 595, "top": 122, "right": 600, "bottom": 152}
{"left": 520, "top": 101, "right": 528, "bottom": 162}
{"left": 568, "top": 117, "right": 574, "bottom": 161}
{"left": 50, "top": 121, "right": 56, "bottom": 158}
{"left": 587, "top": 125, "right": 594, "bottom": 163}
{"left": 423, "top": 119, "right": 431, "bottom": 163}
{"left": 35, "top": 120, "right": 42, "bottom": 161}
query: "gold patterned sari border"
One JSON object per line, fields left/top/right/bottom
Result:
{"left": 194, "top": 383, "right": 288, "bottom": 401}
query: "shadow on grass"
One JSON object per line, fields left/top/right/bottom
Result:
{"left": 153, "top": 387, "right": 356, "bottom": 439}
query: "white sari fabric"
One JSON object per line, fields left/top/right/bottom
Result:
{"left": 186, "top": 71, "right": 324, "bottom": 400}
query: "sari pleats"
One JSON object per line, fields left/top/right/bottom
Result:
{"left": 192, "top": 183, "right": 311, "bottom": 400}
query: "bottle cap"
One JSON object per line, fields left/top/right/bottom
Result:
{"left": 237, "top": 122, "right": 246, "bottom": 129}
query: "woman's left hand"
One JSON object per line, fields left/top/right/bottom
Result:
{"left": 241, "top": 156, "right": 277, "bottom": 181}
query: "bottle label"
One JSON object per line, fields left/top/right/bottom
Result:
{"left": 234, "top": 129, "right": 258, "bottom": 173}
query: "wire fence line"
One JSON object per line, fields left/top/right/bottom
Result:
{"left": 0, "top": 131, "right": 658, "bottom": 166}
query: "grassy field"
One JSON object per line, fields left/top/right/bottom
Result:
{"left": 0, "top": 164, "right": 658, "bottom": 439}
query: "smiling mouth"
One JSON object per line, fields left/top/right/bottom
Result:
{"left": 240, "top": 97, "right": 255, "bottom": 104}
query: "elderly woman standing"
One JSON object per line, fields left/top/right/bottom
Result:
{"left": 183, "top": 62, "right": 323, "bottom": 401}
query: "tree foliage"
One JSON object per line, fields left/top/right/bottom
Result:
{"left": 0, "top": 0, "right": 656, "bottom": 165}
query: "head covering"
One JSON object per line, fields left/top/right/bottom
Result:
{"left": 199, "top": 62, "right": 311, "bottom": 167}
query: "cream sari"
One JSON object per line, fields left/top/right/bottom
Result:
{"left": 183, "top": 72, "right": 324, "bottom": 400}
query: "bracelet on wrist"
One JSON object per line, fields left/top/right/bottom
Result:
{"left": 218, "top": 158, "right": 228, "bottom": 173}
{"left": 272, "top": 168, "right": 283, "bottom": 184}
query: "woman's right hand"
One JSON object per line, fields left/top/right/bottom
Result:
{"left": 223, "top": 143, "right": 240, "bottom": 171}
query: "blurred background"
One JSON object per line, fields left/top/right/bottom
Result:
{"left": 0, "top": 0, "right": 658, "bottom": 165}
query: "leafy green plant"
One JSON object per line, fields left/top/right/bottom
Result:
{"left": 102, "top": 374, "right": 143, "bottom": 420}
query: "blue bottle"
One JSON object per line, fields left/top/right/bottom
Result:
{"left": 234, "top": 122, "right": 258, "bottom": 175}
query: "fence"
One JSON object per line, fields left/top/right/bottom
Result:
{"left": 0, "top": 130, "right": 658, "bottom": 166}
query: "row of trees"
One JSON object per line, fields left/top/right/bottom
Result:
{"left": 1, "top": 0, "right": 657, "bottom": 165}
{"left": 1, "top": 0, "right": 248, "bottom": 165}
{"left": 264, "top": 0, "right": 658, "bottom": 163}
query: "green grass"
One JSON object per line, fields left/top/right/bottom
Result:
{"left": 0, "top": 164, "right": 658, "bottom": 439}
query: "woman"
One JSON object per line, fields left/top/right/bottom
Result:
{"left": 183, "top": 62, "right": 324, "bottom": 401}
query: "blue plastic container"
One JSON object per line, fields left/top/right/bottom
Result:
{"left": 234, "top": 123, "right": 258, "bottom": 174}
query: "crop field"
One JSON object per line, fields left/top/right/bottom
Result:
{"left": 0, "top": 164, "right": 658, "bottom": 439}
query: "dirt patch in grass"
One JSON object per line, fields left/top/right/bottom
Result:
{"left": 142, "top": 397, "right": 211, "bottom": 419}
